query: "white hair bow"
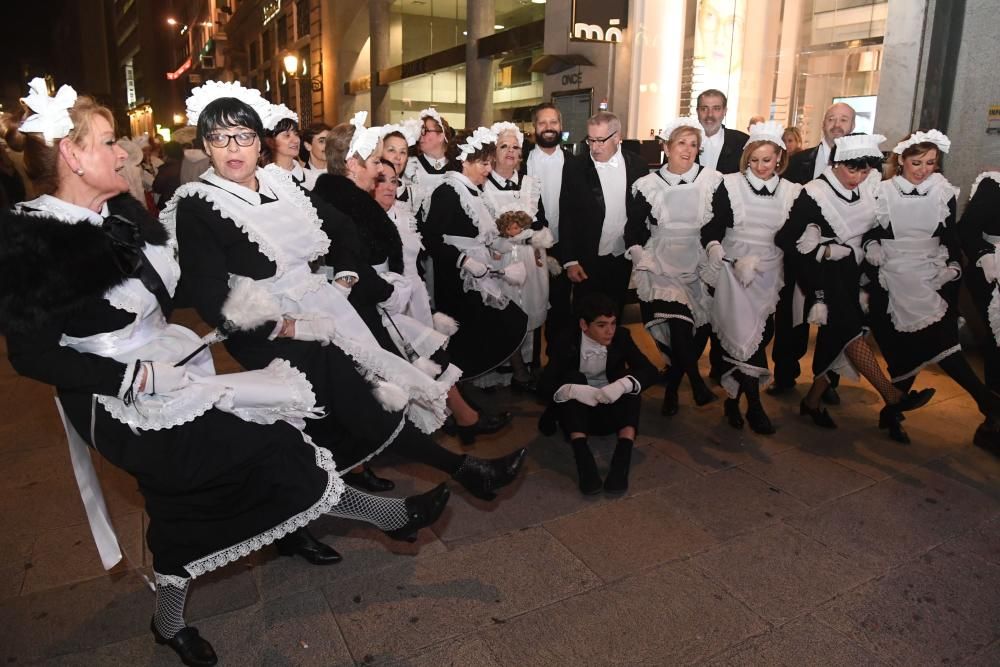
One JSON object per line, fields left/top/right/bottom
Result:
{"left": 346, "top": 111, "right": 382, "bottom": 161}
{"left": 892, "top": 129, "right": 951, "bottom": 155}
{"left": 262, "top": 103, "right": 299, "bottom": 131}
{"left": 20, "top": 77, "right": 78, "bottom": 146}
{"left": 489, "top": 121, "right": 524, "bottom": 149}
{"left": 184, "top": 80, "right": 270, "bottom": 127}
{"left": 458, "top": 127, "right": 497, "bottom": 161}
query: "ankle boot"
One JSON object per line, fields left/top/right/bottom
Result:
{"left": 452, "top": 448, "right": 527, "bottom": 500}
{"left": 603, "top": 439, "right": 633, "bottom": 494}
{"left": 571, "top": 439, "right": 602, "bottom": 495}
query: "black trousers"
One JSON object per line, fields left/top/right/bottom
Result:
{"left": 573, "top": 254, "right": 632, "bottom": 321}
{"left": 772, "top": 279, "right": 810, "bottom": 387}
{"left": 546, "top": 269, "right": 574, "bottom": 352}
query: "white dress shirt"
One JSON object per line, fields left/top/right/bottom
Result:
{"left": 594, "top": 147, "right": 628, "bottom": 257}
{"left": 700, "top": 128, "right": 725, "bottom": 171}
{"left": 526, "top": 146, "right": 564, "bottom": 241}
{"left": 579, "top": 333, "right": 610, "bottom": 387}
{"left": 813, "top": 140, "right": 832, "bottom": 180}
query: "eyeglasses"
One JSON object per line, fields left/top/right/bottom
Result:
{"left": 420, "top": 127, "right": 443, "bottom": 136}
{"left": 204, "top": 131, "right": 258, "bottom": 148}
{"left": 585, "top": 130, "right": 618, "bottom": 146}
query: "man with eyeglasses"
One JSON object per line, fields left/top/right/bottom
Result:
{"left": 559, "top": 111, "right": 648, "bottom": 316}
{"left": 695, "top": 89, "right": 749, "bottom": 175}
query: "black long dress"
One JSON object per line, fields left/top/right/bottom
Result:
{"left": 421, "top": 175, "right": 528, "bottom": 379}
{"left": 3, "top": 194, "right": 338, "bottom": 578}
{"left": 958, "top": 173, "right": 1000, "bottom": 388}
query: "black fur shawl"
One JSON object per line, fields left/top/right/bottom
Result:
{"left": 0, "top": 193, "right": 167, "bottom": 334}
{"left": 312, "top": 173, "right": 404, "bottom": 274}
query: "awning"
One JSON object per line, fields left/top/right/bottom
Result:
{"left": 529, "top": 54, "right": 595, "bottom": 75}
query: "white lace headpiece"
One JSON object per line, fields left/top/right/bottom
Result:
{"left": 185, "top": 80, "right": 271, "bottom": 127}
{"left": 745, "top": 120, "right": 786, "bottom": 149}
{"left": 489, "top": 122, "right": 524, "bottom": 149}
{"left": 20, "top": 77, "right": 78, "bottom": 146}
{"left": 347, "top": 111, "right": 383, "bottom": 161}
{"left": 457, "top": 126, "right": 497, "bottom": 161}
{"left": 833, "top": 133, "right": 886, "bottom": 161}
{"left": 659, "top": 117, "right": 706, "bottom": 146}
{"left": 380, "top": 121, "right": 419, "bottom": 147}
{"left": 262, "top": 103, "right": 299, "bottom": 131}
{"left": 419, "top": 107, "right": 444, "bottom": 129}
{"left": 892, "top": 129, "right": 950, "bottom": 155}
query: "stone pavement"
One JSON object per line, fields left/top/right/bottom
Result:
{"left": 2, "top": 311, "right": 999, "bottom": 666}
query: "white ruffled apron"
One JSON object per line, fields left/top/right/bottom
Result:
{"left": 387, "top": 203, "right": 434, "bottom": 327}
{"left": 163, "top": 168, "right": 457, "bottom": 434}
{"left": 405, "top": 157, "right": 449, "bottom": 219}
{"left": 983, "top": 233, "right": 1000, "bottom": 345}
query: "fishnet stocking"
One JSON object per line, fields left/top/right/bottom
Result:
{"left": 845, "top": 338, "right": 902, "bottom": 404}
{"left": 153, "top": 572, "right": 190, "bottom": 639}
{"left": 326, "top": 485, "right": 408, "bottom": 531}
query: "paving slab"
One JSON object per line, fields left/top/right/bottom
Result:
{"left": 543, "top": 491, "right": 718, "bottom": 581}
{"left": 185, "top": 562, "right": 261, "bottom": 622}
{"left": 941, "top": 515, "right": 1000, "bottom": 566}
{"left": 690, "top": 522, "right": 878, "bottom": 623}
{"left": 923, "top": 443, "right": 1000, "bottom": 502}
{"left": 388, "top": 634, "right": 506, "bottom": 667}
{"left": 0, "top": 444, "right": 75, "bottom": 492}
{"left": 260, "top": 588, "right": 355, "bottom": 666}
{"left": 322, "top": 527, "right": 600, "bottom": 664}
{"left": 657, "top": 467, "right": 809, "bottom": 540}
{"left": 703, "top": 615, "right": 885, "bottom": 666}
{"left": 740, "top": 446, "right": 877, "bottom": 506}
{"left": 482, "top": 560, "right": 769, "bottom": 666}
{"left": 786, "top": 466, "right": 1000, "bottom": 571}
{"left": 815, "top": 549, "right": 1000, "bottom": 666}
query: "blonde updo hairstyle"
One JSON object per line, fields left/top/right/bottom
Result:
{"left": 324, "top": 122, "right": 382, "bottom": 177}
{"left": 22, "top": 95, "right": 115, "bottom": 195}
{"left": 739, "top": 139, "right": 788, "bottom": 176}
{"left": 666, "top": 126, "right": 702, "bottom": 152}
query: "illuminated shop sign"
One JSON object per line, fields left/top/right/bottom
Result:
{"left": 263, "top": 0, "right": 282, "bottom": 26}
{"left": 572, "top": 0, "right": 629, "bottom": 43}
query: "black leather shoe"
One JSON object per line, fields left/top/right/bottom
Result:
{"left": 151, "top": 620, "right": 218, "bottom": 666}
{"left": 692, "top": 382, "right": 718, "bottom": 406}
{"left": 746, "top": 403, "right": 776, "bottom": 435}
{"left": 766, "top": 382, "right": 795, "bottom": 396}
{"left": 878, "top": 406, "right": 909, "bottom": 444}
{"left": 537, "top": 407, "right": 558, "bottom": 436}
{"left": 453, "top": 448, "right": 528, "bottom": 500}
{"left": 661, "top": 389, "right": 679, "bottom": 416}
{"left": 386, "top": 482, "right": 450, "bottom": 542}
{"left": 510, "top": 377, "right": 538, "bottom": 394}
{"left": 896, "top": 388, "right": 935, "bottom": 412}
{"left": 343, "top": 465, "right": 395, "bottom": 493}
{"left": 800, "top": 400, "right": 836, "bottom": 429}
{"left": 454, "top": 411, "right": 514, "bottom": 445}
{"left": 724, "top": 398, "right": 744, "bottom": 430}
{"left": 973, "top": 420, "right": 1000, "bottom": 455}
{"left": 821, "top": 385, "right": 841, "bottom": 406}
{"left": 603, "top": 440, "right": 633, "bottom": 495}
{"left": 276, "top": 528, "right": 342, "bottom": 565}
{"left": 571, "top": 440, "right": 602, "bottom": 495}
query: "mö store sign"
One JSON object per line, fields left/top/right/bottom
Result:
{"left": 572, "top": 0, "right": 629, "bottom": 43}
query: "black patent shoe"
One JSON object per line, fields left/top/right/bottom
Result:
{"left": 151, "top": 620, "right": 218, "bottom": 667}
{"left": 896, "top": 388, "right": 936, "bottom": 412}
{"left": 724, "top": 398, "right": 744, "bottom": 430}
{"left": 821, "top": 385, "right": 841, "bottom": 406}
{"left": 343, "top": 465, "right": 396, "bottom": 493}
{"left": 746, "top": 403, "right": 776, "bottom": 435}
{"left": 454, "top": 411, "right": 514, "bottom": 445}
{"left": 276, "top": 527, "right": 342, "bottom": 565}
{"left": 692, "top": 382, "right": 718, "bottom": 406}
{"left": 800, "top": 400, "right": 837, "bottom": 429}
{"left": 386, "top": 482, "right": 451, "bottom": 542}
{"left": 661, "top": 389, "right": 679, "bottom": 416}
{"left": 878, "top": 406, "right": 910, "bottom": 444}
{"left": 510, "top": 377, "right": 538, "bottom": 394}
{"left": 453, "top": 448, "right": 528, "bottom": 500}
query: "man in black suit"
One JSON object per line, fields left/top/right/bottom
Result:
{"left": 695, "top": 89, "right": 749, "bottom": 175}
{"left": 559, "top": 111, "right": 648, "bottom": 318}
{"left": 524, "top": 102, "right": 577, "bottom": 348}
{"left": 538, "top": 293, "right": 659, "bottom": 494}
{"left": 770, "top": 102, "right": 856, "bottom": 403}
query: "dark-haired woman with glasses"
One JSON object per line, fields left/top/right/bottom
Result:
{"left": 404, "top": 108, "right": 459, "bottom": 221}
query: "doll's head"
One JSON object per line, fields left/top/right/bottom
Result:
{"left": 496, "top": 210, "right": 532, "bottom": 238}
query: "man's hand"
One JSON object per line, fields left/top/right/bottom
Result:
{"left": 566, "top": 264, "right": 588, "bottom": 283}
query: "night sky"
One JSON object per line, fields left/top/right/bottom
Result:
{"left": 0, "top": 1, "right": 72, "bottom": 112}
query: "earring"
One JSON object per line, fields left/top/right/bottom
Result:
{"left": 74, "top": 168, "right": 84, "bottom": 176}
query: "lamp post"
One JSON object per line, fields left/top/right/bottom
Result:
{"left": 282, "top": 54, "right": 322, "bottom": 92}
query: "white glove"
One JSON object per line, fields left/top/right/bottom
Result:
{"left": 824, "top": 244, "right": 853, "bottom": 261}
{"left": 865, "top": 241, "right": 885, "bottom": 267}
{"left": 292, "top": 315, "right": 338, "bottom": 345}
{"left": 796, "top": 224, "right": 822, "bottom": 255}
{"left": 627, "top": 244, "right": 647, "bottom": 266}
{"left": 733, "top": 255, "right": 760, "bottom": 287}
{"left": 490, "top": 238, "right": 516, "bottom": 255}
{"left": 555, "top": 383, "right": 604, "bottom": 406}
{"left": 547, "top": 255, "right": 563, "bottom": 276}
{"left": 461, "top": 257, "right": 489, "bottom": 278}
{"left": 979, "top": 254, "right": 999, "bottom": 283}
{"left": 501, "top": 263, "right": 527, "bottom": 286}
{"left": 599, "top": 377, "right": 635, "bottom": 404}
{"left": 142, "top": 361, "right": 189, "bottom": 396}
{"left": 706, "top": 241, "right": 725, "bottom": 267}
{"left": 379, "top": 273, "right": 412, "bottom": 314}
{"left": 930, "top": 265, "right": 960, "bottom": 290}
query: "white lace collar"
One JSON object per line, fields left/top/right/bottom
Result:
{"left": 745, "top": 170, "right": 779, "bottom": 194}
{"left": 892, "top": 172, "right": 944, "bottom": 196}
{"left": 20, "top": 194, "right": 109, "bottom": 224}
{"left": 659, "top": 162, "right": 700, "bottom": 186}
{"left": 452, "top": 170, "right": 481, "bottom": 194}
{"left": 821, "top": 166, "right": 858, "bottom": 200}
{"left": 201, "top": 168, "right": 278, "bottom": 204}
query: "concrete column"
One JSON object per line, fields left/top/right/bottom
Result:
{"left": 369, "top": 0, "right": 393, "bottom": 124}
{"left": 465, "top": 0, "right": 495, "bottom": 129}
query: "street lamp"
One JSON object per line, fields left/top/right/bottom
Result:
{"left": 282, "top": 53, "right": 322, "bottom": 92}
{"left": 167, "top": 17, "right": 178, "bottom": 25}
